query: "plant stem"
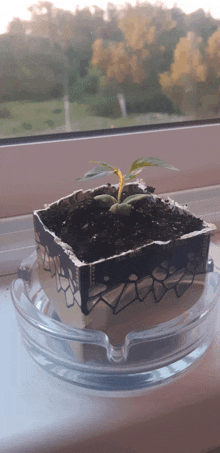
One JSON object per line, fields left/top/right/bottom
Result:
{"left": 117, "top": 170, "right": 125, "bottom": 203}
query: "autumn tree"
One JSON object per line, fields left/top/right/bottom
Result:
{"left": 118, "top": 3, "right": 176, "bottom": 77}
{"left": 5, "top": 1, "right": 220, "bottom": 119}
{"left": 91, "top": 3, "right": 176, "bottom": 115}
{"left": 159, "top": 32, "right": 207, "bottom": 114}
{"left": 91, "top": 40, "right": 136, "bottom": 116}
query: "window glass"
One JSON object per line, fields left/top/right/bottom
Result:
{"left": 1, "top": 0, "right": 220, "bottom": 140}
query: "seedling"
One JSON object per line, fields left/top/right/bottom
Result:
{"left": 76, "top": 158, "right": 179, "bottom": 215}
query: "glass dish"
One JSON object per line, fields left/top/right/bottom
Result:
{"left": 10, "top": 251, "right": 219, "bottom": 393}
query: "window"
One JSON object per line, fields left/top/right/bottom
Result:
{"left": 0, "top": 1, "right": 220, "bottom": 218}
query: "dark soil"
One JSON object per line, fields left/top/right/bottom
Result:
{"left": 39, "top": 187, "right": 204, "bottom": 263}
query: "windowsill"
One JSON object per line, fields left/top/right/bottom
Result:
{"left": 1, "top": 187, "right": 220, "bottom": 452}
{"left": 1, "top": 237, "right": 220, "bottom": 452}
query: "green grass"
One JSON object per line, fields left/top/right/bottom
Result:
{"left": 0, "top": 99, "right": 65, "bottom": 138}
{"left": 0, "top": 98, "right": 186, "bottom": 139}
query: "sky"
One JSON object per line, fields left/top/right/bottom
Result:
{"left": 1, "top": 0, "right": 220, "bottom": 35}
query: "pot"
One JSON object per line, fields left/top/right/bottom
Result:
{"left": 33, "top": 183, "right": 216, "bottom": 346}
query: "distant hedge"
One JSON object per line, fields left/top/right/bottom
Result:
{"left": 126, "top": 92, "right": 176, "bottom": 115}
{"left": 88, "top": 90, "right": 176, "bottom": 118}
{"left": 0, "top": 78, "right": 64, "bottom": 102}
{"left": 88, "top": 93, "right": 121, "bottom": 118}
{"left": 69, "top": 74, "right": 100, "bottom": 101}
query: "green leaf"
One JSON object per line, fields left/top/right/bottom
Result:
{"left": 109, "top": 203, "right": 132, "bottom": 216}
{"left": 90, "top": 161, "right": 116, "bottom": 171}
{"left": 129, "top": 158, "right": 179, "bottom": 173}
{"left": 94, "top": 195, "right": 117, "bottom": 208}
{"left": 76, "top": 165, "right": 114, "bottom": 182}
{"left": 124, "top": 169, "right": 142, "bottom": 182}
{"left": 90, "top": 161, "right": 122, "bottom": 180}
{"left": 123, "top": 194, "right": 151, "bottom": 204}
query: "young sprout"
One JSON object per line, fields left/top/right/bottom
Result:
{"left": 76, "top": 158, "right": 179, "bottom": 215}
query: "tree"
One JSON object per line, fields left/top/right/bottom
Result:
{"left": 17, "top": 2, "right": 71, "bottom": 129}
{"left": 91, "top": 38, "right": 145, "bottom": 116}
{"left": 199, "top": 27, "right": 220, "bottom": 115}
{"left": 206, "top": 28, "right": 220, "bottom": 77}
{"left": 0, "top": 33, "right": 68, "bottom": 102}
{"left": 91, "top": 3, "right": 176, "bottom": 116}
{"left": 159, "top": 32, "right": 206, "bottom": 114}
{"left": 186, "top": 9, "right": 219, "bottom": 45}
{"left": 104, "top": 3, "right": 124, "bottom": 42}
{"left": 7, "top": 18, "right": 26, "bottom": 35}
{"left": 91, "top": 39, "right": 145, "bottom": 85}
{"left": 118, "top": 3, "right": 176, "bottom": 78}
{"left": 25, "top": 1, "right": 58, "bottom": 43}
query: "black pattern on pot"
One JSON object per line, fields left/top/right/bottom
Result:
{"left": 35, "top": 232, "right": 79, "bottom": 309}
{"left": 33, "top": 183, "right": 216, "bottom": 319}
{"left": 36, "top": 231, "right": 205, "bottom": 315}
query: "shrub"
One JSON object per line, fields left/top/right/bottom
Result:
{"left": 45, "top": 120, "right": 54, "bottom": 127}
{"left": 88, "top": 93, "right": 121, "bottom": 118}
{"left": 52, "top": 108, "right": 62, "bottom": 114}
{"left": 126, "top": 92, "right": 176, "bottom": 115}
{"left": 48, "top": 84, "right": 63, "bottom": 99}
{"left": 69, "top": 74, "right": 100, "bottom": 102}
{"left": 0, "top": 106, "right": 13, "bottom": 119}
{"left": 84, "top": 74, "right": 99, "bottom": 95}
{"left": 87, "top": 90, "right": 176, "bottom": 119}
{"left": 1, "top": 78, "right": 64, "bottom": 102}
{"left": 22, "top": 122, "right": 32, "bottom": 130}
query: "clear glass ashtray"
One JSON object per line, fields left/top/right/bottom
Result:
{"left": 10, "top": 251, "right": 219, "bottom": 394}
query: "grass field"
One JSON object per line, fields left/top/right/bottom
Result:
{"left": 0, "top": 98, "right": 187, "bottom": 139}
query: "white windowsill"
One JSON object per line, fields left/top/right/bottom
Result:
{"left": 1, "top": 226, "right": 220, "bottom": 453}
{"left": 1, "top": 186, "right": 220, "bottom": 453}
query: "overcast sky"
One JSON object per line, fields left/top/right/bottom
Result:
{"left": 1, "top": 0, "right": 220, "bottom": 35}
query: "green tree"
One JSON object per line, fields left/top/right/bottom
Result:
{"left": 0, "top": 33, "right": 68, "bottom": 102}
{"left": 186, "top": 9, "right": 220, "bottom": 45}
{"left": 7, "top": 18, "right": 26, "bottom": 35}
{"left": 199, "top": 27, "right": 220, "bottom": 115}
{"left": 206, "top": 28, "right": 220, "bottom": 77}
